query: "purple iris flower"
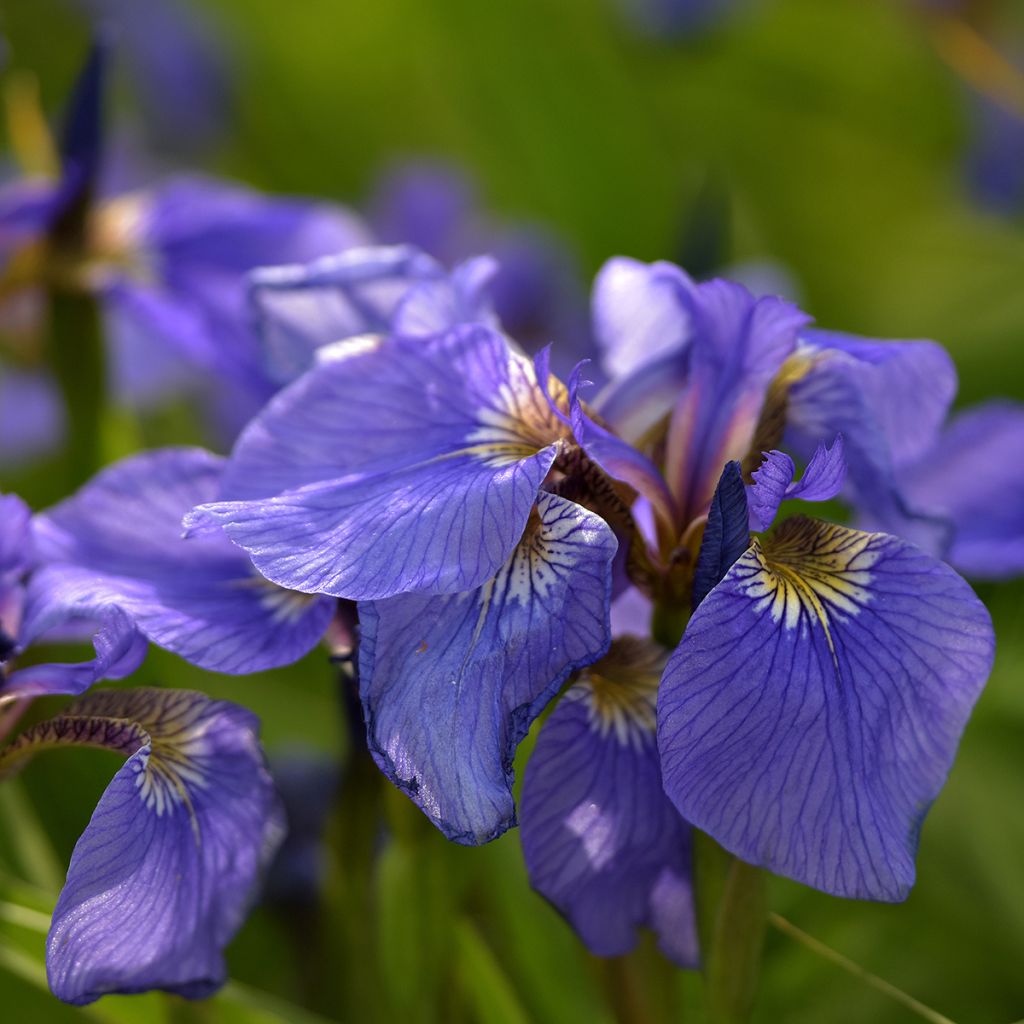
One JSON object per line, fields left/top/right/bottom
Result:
{"left": 1, "top": 494, "right": 287, "bottom": 1004}
{"left": 188, "top": 322, "right": 619, "bottom": 843}
{"left": 592, "top": 257, "right": 1024, "bottom": 580}
{"left": 190, "top": 250, "right": 995, "bottom": 957}
{"left": 0, "top": 687, "right": 283, "bottom": 1005}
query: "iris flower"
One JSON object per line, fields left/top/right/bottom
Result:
{"left": 1, "top": 494, "right": 284, "bottom": 1004}
{"left": 187, "top": 242, "right": 1001, "bottom": 971}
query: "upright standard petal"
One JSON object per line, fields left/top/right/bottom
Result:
{"left": 691, "top": 461, "right": 750, "bottom": 609}
{"left": 358, "top": 491, "right": 616, "bottom": 843}
{"left": 0, "top": 687, "right": 284, "bottom": 1004}
{"left": 29, "top": 448, "right": 335, "bottom": 674}
{"left": 658, "top": 516, "right": 994, "bottom": 901}
{"left": 663, "top": 279, "right": 808, "bottom": 524}
{"left": 193, "top": 326, "right": 569, "bottom": 600}
{"left": 592, "top": 257, "right": 694, "bottom": 379}
{"left": 520, "top": 638, "right": 697, "bottom": 965}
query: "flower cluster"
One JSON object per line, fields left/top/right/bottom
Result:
{"left": 1, "top": 42, "right": 1022, "bottom": 1011}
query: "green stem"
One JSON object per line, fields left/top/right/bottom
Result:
{"left": 47, "top": 288, "right": 106, "bottom": 489}
{"left": 695, "top": 832, "right": 767, "bottom": 1024}
{"left": 768, "top": 913, "right": 959, "bottom": 1024}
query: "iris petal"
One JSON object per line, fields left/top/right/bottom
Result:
{"left": 746, "top": 436, "right": 846, "bottom": 532}
{"left": 358, "top": 491, "right": 616, "bottom": 843}
{"left": 0, "top": 687, "right": 283, "bottom": 1005}
{"left": 520, "top": 639, "right": 697, "bottom": 965}
{"left": 658, "top": 516, "right": 993, "bottom": 901}
{"left": 194, "top": 325, "right": 569, "bottom": 600}
{"left": 28, "top": 448, "right": 335, "bottom": 674}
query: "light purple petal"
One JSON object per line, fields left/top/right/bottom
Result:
{"left": 894, "top": 402, "right": 1024, "bottom": 578}
{"left": 592, "top": 257, "right": 695, "bottom": 379}
{"left": 520, "top": 639, "right": 697, "bottom": 965}
{"left": 0, "top": 688, "right": 284, "bottom": 1004}
{"left": 249, "top": 245, "right": 445, "bottom": 385}
{"left": 658, "top": 516, "right": 994, "bottom": 901}
{"left": 194, "top": 326, "right": 568, "bottom": 599}
{"left": 29, "top": 448, "right": 334, "bottom": 674}
{"left": 391, "top": 255, "right": 499, "bottom": 341}
{"left": 3, "top": 605, "right": 147, "bottom": 701}
{"left": 358, "top": 491, "right": 616, "bottom": 843}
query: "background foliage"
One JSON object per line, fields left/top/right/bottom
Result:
{"left": 1, "top": 0, "right": 1022, "bottom": 1020}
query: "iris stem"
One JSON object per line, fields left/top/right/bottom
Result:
{"left": 47, "top": 288, "right": 106, "bottom": 489}
{"left": 768, "top": 913, "right": 959, "bottom": 1024}
{"left": 695, "top": 833, "right": 767, "bottom": 1024}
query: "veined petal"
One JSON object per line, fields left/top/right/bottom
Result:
{"left": 391, "top": 255, "right": 499, "bottom": 340}
{"left": 0, "top": 688, "right": 284, "bottom": 1004}
{"left": 358, "top": 491, "right": 616, "bottom": 843}
{"left": 520, "top": 638, "right": 697, "bottom": 965}
{"left": 249, "top": 245, "right": 445, "bottom": 384}
{"left": 658, "top": 516, "right": 994, "bottom": 902}
{"left": 746, "top": 436, "right": 846, "bottom": 532}
{"left": 196, "top": 325, "right": 569, "bottom": 599}
{"left": 691, "top": 462, "right": 749, "bottom": 609}
{"left": 28, "top": 448, "right": 334, "bottom": 674}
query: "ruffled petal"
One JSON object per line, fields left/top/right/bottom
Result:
{"left": 28, "top": 448, "right": 334, "bottom": 674}
{"left": 0, "top": 688, "right": 284, "bottom": 1004}
{"left": 3, "top": 605, "right": 147, "bottom": 702}
{"left": 520, "top": 639, "right": 697, "bottom": 965}
{"left": 658, "top": 516, "right": 994, "bottom": 901}
{"left": 195, "top": 326, "right": 569, "bottom": 599}
{"left": 358, "top": 491, "right": 616, "bottom": 843}
{"left": 746, "top": 436, "right": 846, "bottom": 532}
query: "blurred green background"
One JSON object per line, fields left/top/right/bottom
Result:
{"left": 1, "top": 0, "right": 1023, "bottom": 1021}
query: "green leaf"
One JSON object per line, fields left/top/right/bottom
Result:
{"left": 454, "top": 918, "right": 531, "bottom": 1024}
{"left": 0, "top": 780, "right": 64, "bottom": 893}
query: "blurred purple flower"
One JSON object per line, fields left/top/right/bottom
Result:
{"left": 369, "top": 161, "right": 593, "bottom": 375}
{"left": 64, "top": 0, "right": 231, "bottom": 151}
